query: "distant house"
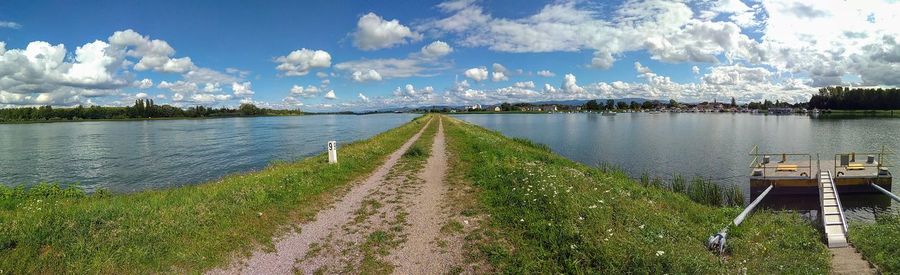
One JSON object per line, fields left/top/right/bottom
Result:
{"left": 494, "top": 106, "right": 501, "bottom": 112}
{"left": 769, "top": 107, "right": 793, "bottom": 115}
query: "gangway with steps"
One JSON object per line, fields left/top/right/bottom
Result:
{"left": 819, "top": 170, "right": 849, "bottom": 248}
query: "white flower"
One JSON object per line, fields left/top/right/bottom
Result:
{"left": 520, "top": 218, "right": 524, "bottom": 222}
{"left": 570, "top": 244, "right": 577, "bottom": 249}
{"left": 656, "top": 250, "right": 665, "bottom": 256}
{"left": 578, "top": 216, "right": 584, "bottom": 221}
{"left": 589, "top": 205, "right": 598, "bottom": 209}
{"left": 639, "top": 224, "right": 645, "bottom": 229}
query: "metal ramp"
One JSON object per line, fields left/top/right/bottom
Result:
{"left": 819, "top": 171, "right": 849, "bottom": 248}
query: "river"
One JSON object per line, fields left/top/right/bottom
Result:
{"left": 0, "top": 114, "right": 418, "bottom": 193}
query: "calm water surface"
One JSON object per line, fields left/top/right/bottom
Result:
{"left": 0, "top": 114, "right": 417, "bottom": 192}
{"left": 454, "top": 113, "right": 900, "bottom": 220}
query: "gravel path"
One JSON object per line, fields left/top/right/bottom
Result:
{"left": 388, "top": 117, "right": 460, "bottom": 274}
{"left": 209, "top": 118, "right": 433, "bottom": 275}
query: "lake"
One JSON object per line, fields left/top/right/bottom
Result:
{"left": 0, "top": 114, "right": 418, "bottom": 193}
{"left": 454, "top": 113, "right": 900, "bottom": 221}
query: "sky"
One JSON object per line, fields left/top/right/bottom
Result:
{"left": 1, "top": 0, "right": 899, "bottom": 112}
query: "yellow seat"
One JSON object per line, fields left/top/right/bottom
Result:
{"left": 776, "top": 164, "right": 798, "bottom": 172}
{"left": 847, "top": 164, "right": 865, "bottom": 170}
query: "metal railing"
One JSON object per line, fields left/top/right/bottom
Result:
{"left": 749, "top": 145, "right": 814, "bottom": 178}
{"left": 832, "top": 146, "right": 893, "bottom": 175}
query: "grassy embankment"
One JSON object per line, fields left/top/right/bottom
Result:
{"left": 0, "top": 115, "right": 432, "bottom": 273}
{"left": 441, "top": 115, "right": 830, "bottom": 273}
{"left": 851, "top": 214, "right": 900, "bottom": 273}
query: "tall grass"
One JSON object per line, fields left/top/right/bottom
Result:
{"left": 851, "top": 213, "right": 900, "bottom": 272}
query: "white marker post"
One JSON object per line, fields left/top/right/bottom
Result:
{"left": 327, "top": 141, "right": 338, "bottom": 164}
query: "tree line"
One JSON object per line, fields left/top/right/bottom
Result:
{"left": 808, "top": 86, "right": 900, "bottom": 110}
{"left": 0, "top": 99, "right": 302, "bottom": 122}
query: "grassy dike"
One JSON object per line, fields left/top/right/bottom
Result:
{"left": 441, "top": 116, "right": 830, "bottom": 273}
{"left": 851, "top": 214, "right": 900, "bottom": 272}
{"left": 0, "top": 115, "right": 431, "bottom": 273}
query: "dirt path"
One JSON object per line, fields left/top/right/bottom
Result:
{"left": 388, "top": 117, "right": 460, "bottom": 274}
{"left": 830, "top": 246, "right": 876, "bottom": 274}
{"left": 209, "top": 118, "right": 433, "bottom": 275}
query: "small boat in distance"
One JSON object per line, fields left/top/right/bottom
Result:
{"left": 601, "top": 111, "right": 617, "bottom": 116}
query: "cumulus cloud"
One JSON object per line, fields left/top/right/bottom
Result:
{"left": 289, "top": 85, "right": 321, "bottom": 98}
{"left": 513, "top": 81, "right": 535, "bottom": 88}
{"left": 232, "top": 81, "right": 254, "bottom": 97}
{"left": 135, "top": 92, "right": 148, "bottom": 99}
{"left": 324, "top": 90, "right": 337, "bottom": 99}
{"left": 351, "top": 69, "right": 383, "bottom": 82}
{"left": 692, "top": 66, "right": 700, "bottom": 74}
{"left": 108, "top": 29, "right": 196, "bottom": 73}
{"left": 352, "top": 12, "right": 422, "bottom": 51}
{"left": 134, "top": 78, "right": 154, "bottom": 89}
{"left": 420, "top": 41, "right": 453, "bottom": 58}
{"left": 464, "top": 67, "right": 489, "bottom": 81}
{"left": 561, "top": 73, "right": 585, "bottom": 94}
{"left": 358, "top": 93, "right": 370, "bottom": 102}
{"left": 492, "top": 71, "right": 508, "bottom": 82}
{"left": 274, "top": 48, "right": 332, "bottom": 76}
{"left": 536, "top": 70, "right": 555, "bottom": 77}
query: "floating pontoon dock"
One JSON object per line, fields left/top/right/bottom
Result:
{"left": 746, "top": 146, "right": 893, "bottom": 248}
{"left": 749, "top": 147, "right": 892, "bottom": 195}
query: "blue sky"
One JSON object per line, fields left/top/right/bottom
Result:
{"left": 1, "top": 0, "right": 899, "bottom": 111}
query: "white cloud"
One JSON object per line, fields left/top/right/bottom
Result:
{"left": 513, "top": 81, "right": 535, "bottom": 88}
{"left": 155, "top": 94, "right": 166, "bottom": 99}
{"left": 692, "top": 66, "right": 700, "bottom": 74}
{"left": 351, "top": 69, "right": 383, "bottom": 82}
{"left": 108, "top": 29, "right": 196, "bottom": 73}
{"left": 0, "top": 21, "right": 22, "bottom": 29}
{"left": 536, "top": 70, "right": 555, "bottom": 77}
{"left": 289, "top": 85, "right": 321, "bottom": 98}
{"left": 464, "top": 67, "right": 489, "bottom": 81}
{"left": 232, "top": 81, "right": 254, "bottom": 97}
{"left": 358, "top": 93, "right": 370, "bottom": 102}
{"left": 492, "top": 63, "right": 507, "bottom": 73}
{"left": 324, "top": 90, "right": 337, "bottom": 99}
{"left": 561, "top": 73, "right": 585, "bottom": 94}
{"left": 492, "top": 71, "right": 508, "bottom": 82}
{"left": 134, "top": 78, "right": 154, "bottom": 89}
{"left": 135, "top": 92, "right": 148, "bottom": 99}
{"left": 275, "top": 48, "right": 332, "bottom": 76}
{"left": 352, "top": 12, "right": 422, "bottom": 51}
{"left": 420, "top": 41, "right": 454, "bottom": 58}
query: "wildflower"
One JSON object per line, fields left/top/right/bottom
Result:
{"left": 464, "top": 220, "right": 469, "bottom": 225}
{"left": 570, "top": 244, "right": 577, "bottom": 249}
{"left": 589, "top": 205, "right": 597, "bottom": 209}
{"left": 578, "top": 216, "right": 584, "bottom": 221}
{"left": 520, "top": 218, "right": 524, "bottom": 222}
{"left": 656, "top": 251, "right": 665, "bottom": 256}
{"left": 639, "top": 224, "right": 645, "bottom": 229}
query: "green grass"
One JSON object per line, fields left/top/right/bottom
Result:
{"left": 442, "top": 115, "right": 829, "bottom": 274}
{"left": 0, "top": 115, "right": 432, "bottom": 273}
{"left": 850, "top": 213, "right": 900, "bottom": 273}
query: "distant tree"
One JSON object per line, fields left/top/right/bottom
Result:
{"left": 616, "top": 101, "right": 627, "bottom": 110}
{"left": 584, "top": 100, "right": 600, "bottom": 111}
{"left": 606, "top": 99, "right": 616, "bottom": 110}
{"left": 731, "top": 97, "right": 737, "bottom": 107}
{"left": 669, "top": 99, "right": 677, "bottom": 107}
{"left": 629, "top": 101, "right": 640, "bottom": 110}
